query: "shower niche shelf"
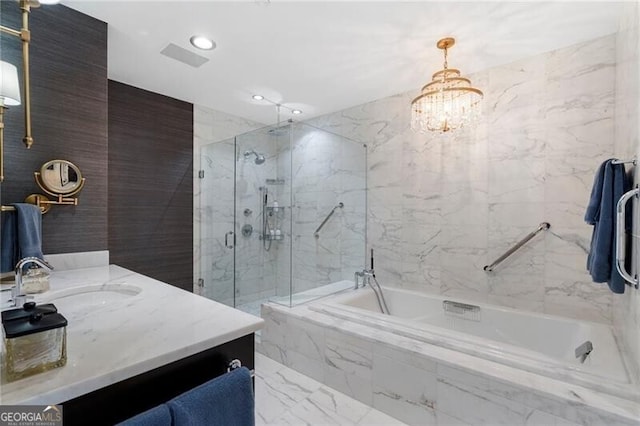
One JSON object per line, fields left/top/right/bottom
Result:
{"left": 262, "top": 234, "right": 284, "bottom": 241}
{"left": 266, "top": 206, "right": 286, "bottom": 219}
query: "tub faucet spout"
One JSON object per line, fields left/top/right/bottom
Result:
{"left": 575, "top": 341, "right": 593, "bottom": 364}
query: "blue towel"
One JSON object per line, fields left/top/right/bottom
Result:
{"left": 0, "top": 204, "right": 44, "bottom": 273}
{"left": 585, "top": 159, "right": 630, "bottom": 293}
{"left": 167, "top": 367, "right": 254, "bottom": 426}
{"left": 117, "top": 404, "right": 172, "bottom": 426}
{"left": 14, "top": 204, "right": 44, "bottom": 260}
{"left": 1, "top": 212, "right": 18, "bottom": 273}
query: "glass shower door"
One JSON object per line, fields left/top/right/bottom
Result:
{"left": 199, "top": 137, "right": 236, "bottom": 307}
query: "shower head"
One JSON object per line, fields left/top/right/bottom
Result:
{"left": 244, "top": 150, "right": 266, "bottom": 165}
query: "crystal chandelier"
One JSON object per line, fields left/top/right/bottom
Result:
{"left": 410, "top": 37, "right": 483, "bottom": 133}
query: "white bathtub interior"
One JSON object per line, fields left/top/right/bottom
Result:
{"left": 312, "top": 286, "right": 635, "bottom": 399}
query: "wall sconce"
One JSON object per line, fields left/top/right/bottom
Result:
{"left": 0, "top": 61, "right": 22, "bottom": 182}
{"left": 0, "top": 0, "right": 39, "bottom": 150}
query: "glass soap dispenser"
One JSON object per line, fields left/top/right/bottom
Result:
{"left": 2, "top": 302, "right": 67, "bottom": 382}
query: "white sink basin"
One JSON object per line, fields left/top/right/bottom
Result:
{"left": 40, "top": 284, "right": 142, "bottom": 315}
{"left": 0, "top": 284, "right": 142, "bottom": 313}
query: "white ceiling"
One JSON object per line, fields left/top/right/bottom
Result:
{"left": 63, "top": 1, "right": 625, "bottom": 124}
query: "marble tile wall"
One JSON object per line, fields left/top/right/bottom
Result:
{"left": 613, "top": 1, "right": 640, "bottom": 385}
{"left": 286, "top": 124, "right": 367, "bottom": 295}
{"left": 306, "top": 35, "right": 617, "bottom": 324}
{"left": 260, "top": 303, "right": 638, "bottom": 426}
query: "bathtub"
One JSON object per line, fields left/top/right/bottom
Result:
{"left": 310, "top": 286, "right": 636, "bottom": 400}
{"left": 260, "top": 285, "right": 640, "bottom": 425}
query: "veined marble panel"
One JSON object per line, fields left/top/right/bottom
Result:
{"left": 546, "top": 155, "right": 612, "bottom": 204}
{"left": 487, "top": 55, "right": 545, "bottom": 113}
{"left": 260, "top": 302, "right": 639, "bottom": 426}
{"left": 401, "top": 260, "right": 441, "bottom": 292}
{"left": 544, "top": 228, "right": 612, "bottom": 324}
{"left": 372, "top": 352, "right": 438, "bottom": 425}
{"left": 488, "top": 158, "right": 545, "bottom": 204}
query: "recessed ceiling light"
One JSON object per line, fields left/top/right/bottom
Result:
{"left": 252, "top": 95, "right": 264, "bottom": 101}
{"left": 189, "top": 35, "right": 216, "bottom": 51}
{"left": 292, "top": 109, "right": 302, "bottom": 115}
{"left": 39, "top": 0, "right": 60, "bottom": 4}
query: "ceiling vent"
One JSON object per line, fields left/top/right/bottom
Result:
{"left": 160, "top": 43, "right": 209, "bottom": 68}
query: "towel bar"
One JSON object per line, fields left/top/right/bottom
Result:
{"left": 227, "top": 359, "right": 255, "bottom": 378}
{"left": 1, "top": 204, "right": 45, "bottom": 214}
{"left": 611, "top": 158, "right": 636, "bottom": 165}
{"left": 615, "top": 187, "right": 639, "bottom": 289}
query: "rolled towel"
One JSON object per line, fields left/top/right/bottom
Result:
{"left": 168, "top": 367, "right": 254, "bottom": 426}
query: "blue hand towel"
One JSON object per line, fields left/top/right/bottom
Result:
{"left": 1, "top": 212, "right": 18, "bottom": 273}
{"left": 13, "top": 203, "right": 44, "bottom": 261}
{"left": 167, "top": 367, "right": 254, "bottom": 426}
{"left": 117, "top": 404, "right": 172, "bottom": 426}
{"left": 585, "top": 159, "right": 630, "bottom": 293}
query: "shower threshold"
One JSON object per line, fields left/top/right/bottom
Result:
{"left": 235, "top": 280, "right": 354, "bottom": 317}
{"left": 269, "top": 280, "right": 353, "bottom": 307}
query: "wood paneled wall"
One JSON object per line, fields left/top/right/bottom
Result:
{"left": 108, "top": 81, "right": 193, "bottom": 291}
{"left": 1, "top": 6, "right": 194, "bottom": 290}
{"left": 0, "top": 4, "right": 108, "bottom": 253}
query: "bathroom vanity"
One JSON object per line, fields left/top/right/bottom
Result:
{"left": 0, "top": 265, "right": 264, "bottom": 425}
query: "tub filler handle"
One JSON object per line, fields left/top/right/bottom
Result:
{"left": 615, "top": 187, "right": 639, "bottom": 289}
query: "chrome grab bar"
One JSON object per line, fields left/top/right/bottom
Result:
{"left": 615, "top": 187, "right": 639, "bottom": 289}
{"left": 484, "top": 222, "right": 550, "bottom": 272}
{"left": 314, "top": 202, "right": 344, "bottom": 238}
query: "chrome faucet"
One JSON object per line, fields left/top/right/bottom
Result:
{"left": 12, "top": 257, "right": 54, "bottom": 307}
{"left": 354, "top": 269, "right": 374, "bottom": 289}
{"left": 575, "top": 341, "right": 593, "bottom": 364}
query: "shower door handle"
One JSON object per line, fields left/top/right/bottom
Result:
{"left": 225, "top": 231, "right": 235, "bottom": 249}
{"left": 615, "top": 187, "right": 639, "bottom": 288}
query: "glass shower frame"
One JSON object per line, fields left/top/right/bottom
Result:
{"left": 199, "top": 122, "right": 367, "bottom": 309}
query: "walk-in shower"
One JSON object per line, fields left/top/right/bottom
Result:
{"left": 199, "top": 122, "right": 367, "bottom": 313}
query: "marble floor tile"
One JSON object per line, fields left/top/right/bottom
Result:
{"left": 255, "top": 353, "right": 407, "bottom": 426}
{"left": 357, "top": 409, "right": 409, "bottom": 426}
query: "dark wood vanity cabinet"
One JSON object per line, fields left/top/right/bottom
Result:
{"left": 61, "top": 334, "right": 254, "bottom": 426}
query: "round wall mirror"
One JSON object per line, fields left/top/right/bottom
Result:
{"left": 39, "top": 160, "right": 83, "bottom": 196}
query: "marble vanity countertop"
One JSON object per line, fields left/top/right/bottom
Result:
{"left": 0, "top": 265, "right": 264, "bottom": 405}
